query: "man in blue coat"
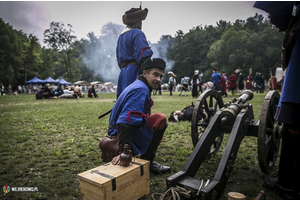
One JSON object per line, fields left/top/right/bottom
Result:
{"left": 116, "top": 7, "right": 153, "bottom": 97}
{"left": 254, "top": 2, "right": 300, "bottom": 199}
{"left": 109, "top": 58, "right": 171, "bottom": 173}
{"left": 212, "top": 68, "right": 222, "bottom": 91}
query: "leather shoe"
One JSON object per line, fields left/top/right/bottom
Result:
{"left": 150, "top": 161, "right": 171, "bottom": 173}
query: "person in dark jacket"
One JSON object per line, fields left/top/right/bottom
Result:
{"left": 191, "top": 70, "right": 200, "bottom": 98}
{"left": 88, "top": 84, "right": 98, "bottom": 98}
{"left": 54, "top": 84, "right": 64, "bottom": 96}
{"left": 254, "top": 2, "right": 300, "bottom": 199}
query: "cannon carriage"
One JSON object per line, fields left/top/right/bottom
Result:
{"left": 166, "top": 90, "right": 282, "bottom": 199}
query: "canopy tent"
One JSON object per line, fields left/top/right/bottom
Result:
{"left": 25, "top": 77, "right": 46, "bottom": 85}
{"left": 43, "top": 77, "right": 59, "bottom": 84}
{"left": 59, "top": 78, "right": 71, "bottom": 85}
{"left": 73, "top": 81, "right": 89, "bottom": 85}
{"left": 103, "top": 82, "right": 115, "bottom": 86}
{"left": 90, "top": 81, "right": 103, "bottom": 85}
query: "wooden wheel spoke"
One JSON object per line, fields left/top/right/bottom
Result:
{"left": 258, "top": 90, "right": 281, "bottom": 174}
{"left": 209, "top": 95, "right": 213, "bottom": 107}
{"left": 191, "top": 90, "right": 224, "bottom": 157}
{"left": 204, "top": 100, "right": 209, "bottom": 113}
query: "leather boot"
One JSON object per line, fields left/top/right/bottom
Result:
{"left": 140, "top": 125, "right": 171, "bottom": 173}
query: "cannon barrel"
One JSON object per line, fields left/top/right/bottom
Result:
{"left": 220, "top": 90, "right": 253, "bottom": 129}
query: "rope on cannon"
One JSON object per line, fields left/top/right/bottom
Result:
{"left": 151, "top": 185, "right": 192, "bottom": 200}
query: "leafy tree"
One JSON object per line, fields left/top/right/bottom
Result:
{"left": 207, "top": 15, "right": 282, "bottom": 80}
{"left": 22, "top": 34, "right": 43, "bottom": 82}
{"left": 39, "top": 47, "right": 58, "bottom": 79}
{"left": 168, "top": 21, "right": 229, "bottom": 82}
{"left": 0, "top": 18, "right": 24, "bottom": 88}
{"left": 43, "top": 22, "right": 78, "bottom": 82}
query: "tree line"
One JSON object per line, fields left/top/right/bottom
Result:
{"left": 0, "top": 13, "right": 283, "bottom": 91}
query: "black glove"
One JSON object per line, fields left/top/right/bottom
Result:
{"left": 117, "top": 123, "right": 134, "bottom": 153}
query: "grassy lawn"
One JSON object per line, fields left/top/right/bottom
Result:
{"left": 0, "top": 91, "right": 282, "bottom": 200}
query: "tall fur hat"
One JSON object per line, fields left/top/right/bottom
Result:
{"left": 141, "top": 58, "right": 166, "bottom": 71}
{"left": 122, "top": 8, "right": 148, "bottom": 25}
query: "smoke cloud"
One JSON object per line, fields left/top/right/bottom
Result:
{"left": 150, "top": 36, "right": 175, "bottom": 71}
{"left": 81, "top": 23, "right": 175, "bottom": 84}
{"left": 81, "top": 22, "right": 124, "bottom": 83}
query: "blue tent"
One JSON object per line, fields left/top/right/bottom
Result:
{"left": 25, "top": 77, "right": 46, "bottom": 85}
{"left": 43, "top": 77, "right": 59, "bottom": 84}
{"left": 59, "top": 78, "right": 71, "bottom": 85}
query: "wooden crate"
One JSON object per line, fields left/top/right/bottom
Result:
{"left": 77, "top": 158, "right": 150, "bottom": 200}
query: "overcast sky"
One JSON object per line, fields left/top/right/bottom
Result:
{"left": 0, "top": 1, "right": 267, "bottom": 45}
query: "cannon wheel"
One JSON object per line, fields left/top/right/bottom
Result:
{"left": 258, "top": 90, "right": 281, "bottom": 174}
{"left": 191, "top": 90, "right": 224, "bottom": 158}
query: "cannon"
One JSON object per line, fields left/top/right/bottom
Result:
{"left": 166, "top": 90, "right": 282, "bottom": 199}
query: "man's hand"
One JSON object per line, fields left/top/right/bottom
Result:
{"left": 111, "top": 155, "right": 121, "bottom": 165}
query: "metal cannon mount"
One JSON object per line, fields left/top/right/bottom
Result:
{"left": 166, "top": 90, "right": 283, "bottom": 199}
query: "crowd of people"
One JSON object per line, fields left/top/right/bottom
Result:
{"left": 0, "top": 82, "right": 117, "bottom": 99}
{"left": 35, "top": 84, "right": 87, "bottom": 99}
{"left": 164, "top": 67, "right": 281, "bottom": 99}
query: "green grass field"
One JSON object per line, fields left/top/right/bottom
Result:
{"left": 0, "top": 91, "right": 283, "bottom": 200}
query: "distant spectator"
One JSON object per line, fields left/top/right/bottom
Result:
{"left": 54, "top": 84, "right": 64, "bottom": 96}
{"left": 18, "top": 85, "right": 22, "bottom": 94}
{"left": 221, "top": 73, "right": 227, "bottom": 97}
{"left": 246, "top": 74, "right": 253, "bottom": 90}
{"left": 0, "top": 83, "right": 5, "bottom": 95}
{"left": 228, "top": 71, "right": 238, "bottom": 96}
{"left": 63, "top": 85, "right": 73, "bottom": 94}
{"left": 237, "top": 71, "right": 245, "bottom": 91}
{"left": 88, "top": 84, "right": 98, "bottom": 98}
{"left": 212, "top": 68, "right": 222, "bottom": 91}
{"left": 7, "top": 84, "right": 12, "bottom": 95}
{"left": 168, "top": 71, "right": 176, "bottom": 96}
{"left": 43, "top": 84, "right": 51, "bottom": 99}
{"left": 179, "top": 76, "right": 190, "bottom": 96}
{"left": 74, "top": 85, "right": 84, "bottom": 98}
{"left": 269, "top": 76, "right": 277, "bottom": 90}
{"left": 254, "top": 72, "right": 263, "bottom": 93}
{"left": 153, "top": 84, "right": 162, "bottom": 95}
{"left": 222, "top": 72, "right": 227, "bottom": 82}
{"left": 191, "top": 70, "right": 200, "bottom": 98}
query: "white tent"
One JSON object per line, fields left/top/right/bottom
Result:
{"left": 90, "top": 81, "right": 102, "bottom": 85}
{"left": 73, "top": 81, "right": 89, "bottom": 85}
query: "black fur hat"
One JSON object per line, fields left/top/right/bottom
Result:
{"left": 141, "top": 58, "right": 166, "bottom": 71}
{"left": 122, "top": 8, "right": 148, "bottom": 25}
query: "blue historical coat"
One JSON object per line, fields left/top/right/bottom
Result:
{"left": 116, "top": 28, "right": 153, "bottom": 96}
{"left": 108, "top": 79, "right": 154, "bottom": 155}
{"left": 212, "top": 72, "right": 222, "bottom": 90}
{"left": 279, "top": 27, "right": 300, "bottom": 106}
